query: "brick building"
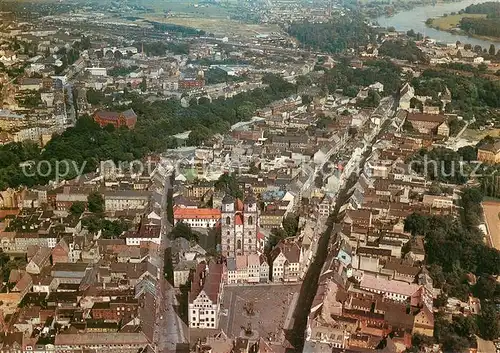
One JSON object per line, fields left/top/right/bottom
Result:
{"left": 93, "top": 109, "right": 137, "bottom": 129}
{"left": 178, "top": 78, "right": 204, "bottom": 90}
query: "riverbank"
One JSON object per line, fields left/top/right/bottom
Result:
{"left": 427, "top": 13, "right": 485, "bottom": 31}
{"left": 426, "top": 13, "right": 500, "bottom": 43}
{"left": 364, "top": 0, "right": 463, "bottom": 18}
{"left": 376, "top": 0, "right": 500, "bottom": 48}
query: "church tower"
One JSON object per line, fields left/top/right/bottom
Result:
{"left": 221, "top": 194, "right": 235, "bottom": 258}
{"left": 242, "top": 194, "right": 258, "bottom": 254}
{"left": 220, "top": 192, "right": 260, "bottom": 258}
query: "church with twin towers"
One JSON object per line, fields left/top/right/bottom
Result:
{"left": 220, "top": 193, "right": 262, "bottom": 258}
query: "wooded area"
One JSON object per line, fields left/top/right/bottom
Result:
{"left": 287, "top": 16, "right": 375, "bottom": 53}
{"left": 0, "top": 74, "right": 297, "bottom": 189}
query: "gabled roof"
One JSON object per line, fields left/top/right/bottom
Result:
{"left": 222, "top": 193, "right": 235, "bottom": 204}
{"left": 189, "top": 261, "right": 223, "bottom": 304}
{"left": 29, "top": 246, "right": 51, "bottom": 268}
{"left": 271, "top": 240, "right": 301, "bottom": 263}
{"left": 406, "top": 113, "right": 445, "bottom": 123}
{"left": 13, "top": 272, "right": 32, "bottom": 293}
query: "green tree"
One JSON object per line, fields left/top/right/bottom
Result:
{"left": 169, "top": 222, "right": 198, "bottom": 242}
{"left": 428, "top": 182, "right": 443, "bottom": 195}
{"left": 472, "top": 275, "right": 497, "bottom": 300}
{"left": 88, "top": 192, "right": 104, "bottom": 213}
{"left": 457, "top": 146, "right": 477, "bottom": 161}
{"left": 434, "top": 293, "right": 448, "bottom": 308}
{"left": 301, "top": 94, "right": 313, "bottom": 105}
{"left": 282, "top": 214, "right": 299, "bottom": 237}
{"left": 266, "top": 228, "right": 288, "bottom": 254}
{"left": 476, "top": 303, "right": 499, "bottom": 340}
{"left": 489, "top": 44, "right": 496, "bottom": 56}
{"left": 248, "top": 161, "right": 259, "bottom": 174}
{"left": 70, "top": 201, "right": 86, "bottom": 215}
{"left": 86, "top": 88, "right": 107, "bottom": 105}
{"left": 410, "top": 333, "right": 434, "bottom": 351}
{"left": 478, "top": 63, "right": 488, "bottom": 72}
{"left": 214, "top": 173, "right": 243, "bottom": 199}
{"left": 140, "top": 77, "right": 147, "bottom": 92}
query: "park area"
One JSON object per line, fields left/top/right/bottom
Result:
{"left": 481, "top": 200, "right": 500, "bottom": 250}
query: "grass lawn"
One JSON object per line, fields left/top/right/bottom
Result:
{"left": 429, "top": 13, "right": 486, "bottom": 31}
{"left": 462, "top": 127, "right": 500, "bottom": 141}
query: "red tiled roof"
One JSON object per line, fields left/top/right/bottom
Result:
{"left": 235, "top": 213, "right": 244, "bottom": 225}
{"left": 173, "top": 207, "right": 221, "bottom": 220}
{"left": 236, "top": 199, "right": 244, "bottom": 212}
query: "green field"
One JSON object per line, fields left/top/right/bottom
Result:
{"left": 428, "top": 13, "right": 486, "bottom": 31}
{"left": 142, "top": 14, "right": 280, "bottom": 37}
{"left": 141, "top": 0, "right": 234, "bottom": 17}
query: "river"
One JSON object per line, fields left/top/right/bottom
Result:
{"left": 376, "top": 0, "right": 500, "bottom": 48}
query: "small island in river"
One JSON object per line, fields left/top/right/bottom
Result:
{"left": 426, "top": 1, "right": 500, "bottom": 42}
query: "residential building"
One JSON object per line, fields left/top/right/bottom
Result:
{"left": 52, "top": 238, "right": 70, "bottom": 264}
{"left": 270, "top": 239, "right": 303, "bottom": 282}
{"left": 259, "top": 209, "right": 285, "bottom": 229}
{"left": 26, "top": 246, "right": 51, "bottom": 274}
{"left": 104, "top": 190, "right": 150, "bottom": 211}
{"left": 226, "top": 253, "right": 265, "bottom": 284}
{"left": 15, "top": 233, "right": 58, "bottom": 252}
{"left": 18, "top": 78, "right": 43, "bottom": 91}
{"left": 399, "top": 83, "right": 415, "bottom": 110}
{"left": 51, "top": 262, "right": 90, "bottom": 284}
{"left": 173, "top": 260, "right": 196, "bottom": 287}
{"left": 422, "top": 194, "right": 454, "bottom": 209}
{"left": 12, "top": 272, "right": 33, "bottom": 299}
{"left": 54, "top": 333, "right": 149, "bottom": 352}
{"left": 359, "top": 274, "right": 423, "bottom": 302}
{"left": 0, "top": 110, "right": 26, "bottom": 130}
{"left": 259, "top": 255, "right": 270, "bottom": 282}
{"left": 124, "top": 223, "right": 161, "bottom": 246}
{"left": 55, "top": 187, "right": 90, "bottom": 211}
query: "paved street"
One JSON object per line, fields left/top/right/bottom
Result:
{"left": 152, "top": 161, "right": 189, "bottom": 352}
{"left": 286, "top": 96, "right": 397, "bottom": 351}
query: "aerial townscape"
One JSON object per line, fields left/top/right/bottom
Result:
{"left": 1, "top": 0, "right": 500, "bottom": 352}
